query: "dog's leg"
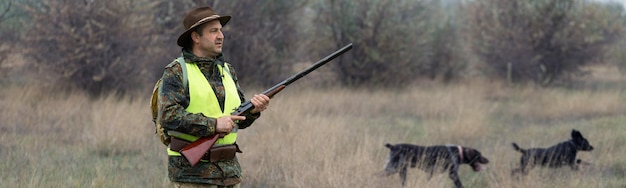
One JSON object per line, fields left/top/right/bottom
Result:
{"left": 513, "top": 143, "right": 531, "bottom": 175}
{"left": 512, "top": 156, "right": 530, "bottom": 178}
{"left": 570, "top": 161, "right": 580, "bottom": 171}
{"left": 511, "top": 168, "right": 520, "bottom": 178}
{"left": 399, "top": 166, "right": 407, "bottom": 187}
{"left": 410, "top": 154, "right": 418, "bottom": 168}
{"left": 519, "top": 156, "right": 530, "bottom": 175}
{"left": 427, "top": 168, "right": 435, "bottom": 181}
{"left": 449, "top": 167, "right": 464, "bottom": 188}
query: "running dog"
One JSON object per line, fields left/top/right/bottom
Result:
{"left": 382, "top": 143, "right": 489, "bottom": 188}
{"left": 511, "top": 129, "right": 594, "bottom": 175}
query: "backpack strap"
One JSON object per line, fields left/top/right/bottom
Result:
{"left": 152, "top": 56, "right": 187, "bottom": 146}
{"left": 176, "top": 56, "right": 187, "bottom": 88}
{"left": 164, "top": 56, "right": 188, "bottom": 88}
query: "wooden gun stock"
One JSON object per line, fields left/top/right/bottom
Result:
{"left": 180, "top": 135, "right": 219, "bottom": 167}
{"left": 179, "top": 43, "right": 352, "bottom": 166}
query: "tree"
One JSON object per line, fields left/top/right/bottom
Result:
{"left": 465, "top": 0, "right": 624, "bottom": 85}
{"left": 314, "top": 0, "right": 439, "bottom": 86}
{"left": 0, "top": 0, "right": 25, "bottom": 81}
{"left": 20, "top": 0, "right": 162, "bottom": 96}
{"left": 216, "top": 1, "right": 310, "bottom": 86}
{"left": 423, "top": 1, "right": 466, "bottom": 82}
{"left": 599, "top": 2, "right": 626, "bottom": 75}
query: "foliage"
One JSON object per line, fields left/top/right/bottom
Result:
{"left": 423, "top": 1, "right": 467, "bottom": 82}
{"left": 465, "top": 0, "right": 624, "bottom": 86}
{"left": 611, "top": 38, "right": 626, "bottom": 74}
{"left": 216, "top": 1, "right": 310, "bottom": 86}
{"left": 0, "top": 0, "right": 25, "bottom": 33}
{"left": 602, "top": 3, "right": 626, "bottom": 74}
{"left": 0, "top": 0, "right": 26, "bottom": 79}
{"left": 314, "top": 0, "right": 437, "bottom": 86}
{"left": 0, "top": 1, "right": 11, "bottom": 75}
{"left": 19, "top": 0, "right": 162, "bottom": 96}
{"left": 5, "top": 0, "right": 626, "bottom": 94}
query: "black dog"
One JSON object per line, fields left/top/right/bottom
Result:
{"left": 511, "top": 129, "right": 594, "bottom": 175}
{"left": 382, "top": 143, "right": 489, "bottom": 188}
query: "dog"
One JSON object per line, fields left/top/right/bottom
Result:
{"left": 382, "top": 143, "right": 489, "bottom": 188}
{"left": 511, "top": 129, "right": 594, "bottom": 175}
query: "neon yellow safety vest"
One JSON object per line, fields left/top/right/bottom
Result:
{"left": 167, "top": 60, "right": 242, "bottom": 156}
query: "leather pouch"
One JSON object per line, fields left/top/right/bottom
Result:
{"left": 169, "top": 137, "right": 191, "bottom": 151}
{"left": 208, "top": 144, "right": 241, "bottom": 162}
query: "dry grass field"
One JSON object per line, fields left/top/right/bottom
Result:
{"left": 1, "top": 66, "right": 625, "bottom": 188}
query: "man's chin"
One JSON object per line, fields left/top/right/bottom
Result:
{"left": 209, "top": 49, "right": 221, "bottom": 56}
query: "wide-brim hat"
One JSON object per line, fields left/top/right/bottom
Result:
{"left": 177, "top": 7, "right": 231, "bottom": 48}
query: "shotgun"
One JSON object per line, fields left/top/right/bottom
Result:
{"left": 181, "top": 43, "right": 353, "bottom": 166}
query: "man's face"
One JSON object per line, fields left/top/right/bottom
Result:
{"left": 192, "top": 20, "right": 224, "bottom": 58}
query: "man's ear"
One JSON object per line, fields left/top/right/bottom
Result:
{"left": 191, "top": 31, "right": 200, "bottom": 43}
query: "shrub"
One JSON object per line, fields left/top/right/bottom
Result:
{"left": 20, "top": 0, "right": 162, "bottom": 96}
{"left": 465, "top": 0, "right": 624, "bottom": 85}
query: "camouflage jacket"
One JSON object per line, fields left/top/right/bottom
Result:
{"left": 158, "top": 49, "right": 260, "bottom": 185}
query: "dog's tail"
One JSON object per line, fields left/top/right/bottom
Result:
{"left": 385, "top": 143, "right": 393, "bottom": 149}
{"left": 511, "top": 143, "right": 525, "bottom": 153}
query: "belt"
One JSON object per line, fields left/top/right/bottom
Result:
{"left": 169, "top": 137, "right": 242, "bottom": 162}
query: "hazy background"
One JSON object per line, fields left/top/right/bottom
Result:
{"left": 2, "top": 0, "right": 626, "bottom": 93}
{"left": 1, "top": 0, "right": 625, "bottom": 187}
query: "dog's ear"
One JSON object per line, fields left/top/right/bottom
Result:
{"left": 463, "top": 148, "right": 490, "bottom": 165}
{"left": 571, "top": 129, "right": 583, "bottom": 139}
{"left": 463, "top": 148, "right": 476, "bottom": 161}
{"left": 385, "top": 143, "right": 393, "bottom": 149}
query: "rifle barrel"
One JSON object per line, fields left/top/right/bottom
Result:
{"left": 232, "top": 43, "right": 353, "bottom": 116}
{"left": 262, "top": 43, "right": 353, "bottom": 94}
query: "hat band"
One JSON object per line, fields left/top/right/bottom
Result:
{"left": 188, "top": 15, "right": 221, "bottom": 30}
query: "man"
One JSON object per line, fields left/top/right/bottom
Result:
{"left": 157, "top": 6, "right": 270, "bottom": 188}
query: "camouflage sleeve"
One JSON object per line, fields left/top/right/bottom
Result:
{"left": 158, "top": 62, "right": 217, "bottom": 137}
{"left": 227, "top": 63, "right": 260, "bottom": 129}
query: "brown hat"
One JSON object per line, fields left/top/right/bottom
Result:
{"left": 177, "top": 7, "right": 231, "bottom": 48}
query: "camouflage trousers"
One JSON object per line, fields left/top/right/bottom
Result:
{"left": 171, "top": 182, "right": 241, "bottom": 188}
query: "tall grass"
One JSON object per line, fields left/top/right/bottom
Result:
{"left": 1, "top": 75, "right": 625, "bottom": 187}
{"left": 0, "top": 86, "right": 167, "bottom": 187}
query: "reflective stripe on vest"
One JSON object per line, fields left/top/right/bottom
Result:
{"left": 168, "top": 61, "right": 241, "bottom": 156}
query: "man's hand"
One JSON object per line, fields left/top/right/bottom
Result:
{"left": 216, "top": 115, "right": 246, "bottom": 133}
{"left": 250, "top": 94, "right": 270, "bottom": 114}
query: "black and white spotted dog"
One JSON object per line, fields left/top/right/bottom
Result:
{"left": 511, "top": 129, "right": 594, "bottom": 175}
{"left": 382, "top": 143, "right": 489, "bottom": 188}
